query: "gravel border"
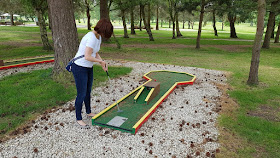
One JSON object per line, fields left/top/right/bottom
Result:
{"left": 0, "top": 60, "right": 226, "bottom": 157}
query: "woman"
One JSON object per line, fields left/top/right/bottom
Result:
{"left": 72, "top": 19, "right": 113, "bottom": 128}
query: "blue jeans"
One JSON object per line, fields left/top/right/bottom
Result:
{"left": 72, "top": 63, "right": 93, "bottom": 120}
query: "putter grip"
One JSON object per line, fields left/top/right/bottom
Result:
{"left": 106, "top": 71, "right": 109, "bottom": 76}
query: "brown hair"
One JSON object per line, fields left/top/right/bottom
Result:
{"left": 94, "top": 19, "right": 113, "bottom": 39}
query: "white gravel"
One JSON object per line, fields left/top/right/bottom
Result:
{"left": 0, "top": 60, "right": 226, "bottom": 158}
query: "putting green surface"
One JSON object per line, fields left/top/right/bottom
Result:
{"left": 3, "top": 56, "right": 54, "bottom": 66}
{"left": 93, "top": 71, "right": 195, "bottom": 133}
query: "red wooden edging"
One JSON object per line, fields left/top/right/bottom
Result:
{"left": 0, "top": 59, "right": 54, "bottom": 70}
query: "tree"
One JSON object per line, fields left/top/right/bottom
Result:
{"left": 168, "top": 0, "right": 176, "bottom": 39}
{"left": 247, "top": 0, "right": 266, "bottom": 85}
{"left": 21, "top": 0, "right": 52, "bottom": 50}
{"left": 100, "top": 0, "right": 110, "bottom": 19}
{"left": 47, "top": 0, "right": 79, "bottom": 79}
{"left": 196, "top": 0, "right": 206, "bottom": 49}
{"left": 212, "top": 9, "right": 218, "bottom": 36}
{"left": 0, "top": 0, "right": 23, "bottom": 25}
{"left": 262, "top": 0, "right": 280, "bottom": 49}
{"left": 130, "top": 6, "right": 136, "bottom": 34}
{"left": 114, "top": 0, "right": 130, "bottom": 38}
{"left": 275, "top": 21, "right": 280, "bottom": 43}
{"left": 217, "top": 0, "right": 256, "bottom": 38}
{"left": 156, "top": 4, "right": 159, "bottom": 30}
{"left": 140, "top": 1, "right": 154, "bottom": 41}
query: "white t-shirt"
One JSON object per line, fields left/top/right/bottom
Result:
{"left": 74, "top": 32, "right": 102, "bottom": 68}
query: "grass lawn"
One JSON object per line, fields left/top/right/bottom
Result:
{"left": 0, "top": 24, "right": 280, "bottom": 157}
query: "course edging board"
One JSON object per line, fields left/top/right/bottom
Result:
{"left": 92, "top": 70, "right": 196, "bottom": 134}
{"left": 0, "top": 56, "right": 54, "bottom": 70}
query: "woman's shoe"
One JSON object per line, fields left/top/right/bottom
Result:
{"left": 76, "top": 121, "right": 90, "bottom": 129}
{"left": 87, "top": 113, "right": 95, "bottom": 119}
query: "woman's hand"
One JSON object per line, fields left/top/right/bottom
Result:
{"left": 100, "top": 60, "right": 108, "bottom": 72}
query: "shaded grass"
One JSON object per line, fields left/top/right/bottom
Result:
{"left": 0, "top": 65, "right": 132, "bottom": 136}
{"left": 0, "top": 46, "right": 53, "bottom": 60}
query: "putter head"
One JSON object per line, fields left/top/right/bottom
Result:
{"left": 117, "top": 110, "right": 123, "bottom": 113}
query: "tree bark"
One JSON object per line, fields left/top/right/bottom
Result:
{"left": 222, "top": 21, "right": 224, "bottom": 31}
{"left": 48, "top": 6, "right": 52, "bottom": 30}
{"left": 130, "top": 6, "right": 136, "bottom": 34}
{"left": 85, "top": 0, "right": 91, "bottom": 30}
{"left": 139, "top": 6, "right": 142, "bottom": 31}
{"left": 147, "top": 4, "right": 151, "bottom": 28}
{"left": 100, "top": 0, "right": 109, "bottom": 20}
{"left": 156, "top": 5, "right": 159, "bottom": 30}
{"left": 140, "top": 4, "right": 154, "bottom": 41}
{"left": 168, "top": 0, "right": 176, "bottom": 39}
{"left": 175, "top": 11, "right": 182, "bottom": 37}
{"left": 10, "top": 12, "right": 15, "bottom": 26}
{"left": 262, "top": 11, "right": 275, "bottom": 48}
{"left": 188, "top": 21, "right": 191, "bottom": 29}
{"left": 248, "top": 0, "right": 266, "bottom": 85}
{"left": 275, "top": 21, "right": 280, "bottom": 43}
{"left": 47, "top": 0, "right": 79, "bottom": 79}
{"left": 121, "top": 9, "right": 129, "bottom": 38}
{"left": 191, "top": 22, "right": 194, "bottom": 29}
{"left": 36, "top": 9, "right": 52, "bottom": 51}
{"left": 228, "top": 14, "right": 238, "bottom": 38}
{"left": 169, "top": 19, "right": 171, "bottom": 28}
{"left": 212, "top": 9, "right": 218, "bottom": 36}
{"left": 196, "top": 0, "right": 205, "bottom": 49}
{"left": 271, "top": 19, "right": 275, "bottom": 38}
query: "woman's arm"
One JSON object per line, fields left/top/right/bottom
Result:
{"left": 84, "top": 46, "right": 107, "bottom": 71}
{"left": 95, "top": 52, "right": 102, "bottom": 61}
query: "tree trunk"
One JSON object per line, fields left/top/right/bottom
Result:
{"left": 196, "top": 0, "right": 205, "bottom": 49}
{"left": 169, "top": 19, "right": 171, "bottom": 28}
{"left": 86, "top": 0, "right": 91, "bottom": 30}
{"left": 36, "top": 9, "right": 53, "bottom": 51}
{"left": 175, "top": 11, "right": 182, "bottom": 37}
{"left": 262, "top": 11, "right": 275, "bottom": 48}
{"left": 156, "top": 5, "right": 159, "bottom": 30}
{"left": 172, "top": 20, "right": 176, "bottom": 39}
{"left": 188, "top": 21, "right": 191, "bottom": 29}
{"left": 222, "top": 21, "right": 224, "bottom": 31}
{"left": 100, "top": 0, "right": 109, "bottom": 20}
{"left": 130, "top": 6, "right": 136, "bottom": 34}
{"left": 275, "top": 21, "right": 280, "bottom": 43}
{"left": 168, "top": 0, "right": 176, "bottom": 39}
{"left": 147, "top": 4, "right": 151, "bottom": 28}
{"left": 140, "top": 4, "right": 154, "bottom": 41}
{"left": 228, "top": 14, "right": 238, "bottom": 38}
{"left": 10, "top": 12, "right": 15, "bottom": 26}
{"left": 161, "top": 19, "right": 163, "bottom": 28}
{"left": 212, "top": 9, "right": 218, "bottom": 36}
{"left": 47, "top": 0, "right": 79, "bottom": 79}
{"left": 48, "top": 6, "right": 52, "bottom": 30}
{"left": 121, "top": 9, "right": 129, "bottom": 38}
{"left": 271, "top": 19, "right": 275, "bottom": 38}
{"left": 247, "top": 0, "right": 266, "bottom": 85}
{"left": 191, "top": 22, "right": 194, "bottom": 29}
{"left": 139, "top": 6, "right": 142, "bottom": 31}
